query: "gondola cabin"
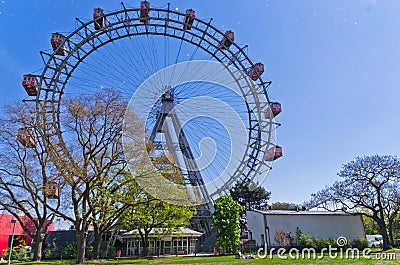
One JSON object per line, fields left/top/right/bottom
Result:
{"left": 219, "top": 30, "right": 235, "bottom": 50}
{"left": 264, "top": 145, "right": 283, "bottom": 161}
{"left": 183, "top": 9, "right": 196, "bottom": 30}
{"left": 248, "top": 63, "right": 264, "bottom": 81}
{"left": 17, "top": 128, "right": 36, "bottom": 148}
{"left": 50, "top": 32, "right": 66, "bottom": 56}
{"left": 140, "top": 1, "right": 150, "bottom": 23}
{"left": 264, "top": 102, "right": 282, "bottom": 118}
{"left": 93, "top": 8, "right": 105, "bottom": 30}
{"left": 22, "top": 74, "right": 38, "bottom": 96}
{"left": 44, "top": 182, "right": 60, "bottom": 199}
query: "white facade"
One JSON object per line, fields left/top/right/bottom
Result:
{"left": 122, "top": 227, "right": 202, "bottom": 256}
{"left": 246, "top": 210, "right": 366, "bottom": 247}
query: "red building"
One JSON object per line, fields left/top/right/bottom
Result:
{"left": 0, "top": 214, "right": 54, "bottom": 255}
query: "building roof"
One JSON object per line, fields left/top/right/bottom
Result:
{"left": 47, "top": 230, "right": 94, "bottom": 247}
{"left": 250, "top": 209, "right": 360, "bottom": 216}
{"left": 0, "top": 213, "right": 54, "bottom": 235}
{"left": 122, "top": 227, "right": 202, "bottom": 238}
{"left": 0, "top": 214, "right": 54, "bottom": 254}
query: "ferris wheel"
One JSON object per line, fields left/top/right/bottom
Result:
{"left": 19, "top": 2, "right": 282, "bottom": 217}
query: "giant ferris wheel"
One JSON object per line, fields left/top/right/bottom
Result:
{"left": 20, "top": 1, "right": 283, "bottom": 242}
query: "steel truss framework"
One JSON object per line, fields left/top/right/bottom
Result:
{"left": 32, "top": 4, "right": 278, "bottom": 202}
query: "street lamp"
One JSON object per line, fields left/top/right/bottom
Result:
{"left": 8, "top": 219, "right": 17, "bottom": 265}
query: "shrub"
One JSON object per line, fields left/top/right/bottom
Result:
{"left": 85, "top": 245, "right": 93, "bottom": 259}
{"left": 17, "top": 246, "right": 30, "bottom": 261}
{"left": 298, "top": 234, "right": 316, "bottom": 249}
{"left": 315, "top": 238, "right": 330, "bottom": 252}
{"left": 44, "top": 241, "right": 61, "bottom": 259}
{"left": 298, "top": 235, "right": 353, "bottom": 251}
{"left": 352, "top": 238, "right": 369, "bottom": 250}
{"left": 107, "top": 246, "right": 116, "bottom": 258}
{"left": 294, "top": 228, "right": 302, "bottom": 246}
{"left": 328, "top": 237, "right": 338, "bottom": 248}
{"left": 1, "top": 247, "right": 18, "bottom": 260}
{"left": 274, "top": 229, "right": 290, "bottom": 247}
{"left": 1, "top": 246, "right": 29, "bottom": 261}
{"left": 62, "top": 242, "right": 77, "bottom": 259}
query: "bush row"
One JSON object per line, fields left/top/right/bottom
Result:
{"left": 297, "top": 234, "right": 369, "bottom": 251}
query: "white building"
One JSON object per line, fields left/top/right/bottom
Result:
{"left": 246, "top": 210, "right": 366, "bottom": 247}
{"left": 122, "top": 227, "right": 202, "bottom": 256}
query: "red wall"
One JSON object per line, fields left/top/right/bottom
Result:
{"left": 0, "top": 214, "right": 54, "bottom": 255}
{"left": 0, "top": 234, "right": 9, "bottom": 256}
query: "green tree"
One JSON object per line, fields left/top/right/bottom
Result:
{"left": 271, "top": 202, "right": 292, "bottom": 210}
{"left": 89, "top": 169, "right": 143, "bottom": 260}
{"left": 230, "top": 181, "right": 270, "bottom": 210}
{"left": 123, "top": 196, "right": 193, "bottom": 256}
{"left": 212, "top": 195, "right": 244, "bottom": 254}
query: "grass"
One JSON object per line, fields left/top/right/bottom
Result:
{"left": 5, "top": 252, "right": 399, "bottom": 265}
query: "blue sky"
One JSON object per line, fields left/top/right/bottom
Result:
{"left": 1, "top": 0, "right": 400, "bottom": 204}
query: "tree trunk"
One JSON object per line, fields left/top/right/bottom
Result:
{"left": 142, "top": 234, "right": 149, "bottom": 257}
{"left": 375, "top": 191, "right": 390, "bottom": 250}
{"left": 376, "top": 218, "right": 391, "bottom": 250}
{"left": 91, "top": 231, "right": 102, "bottom": 260}
{"left": 76, "top": 231, "right": 87, "bottom": 264}
{"left": 388, "top": 220, "right": 394, "bottom": 246}
{"left": 33, "top": 234, "right": 44, "bottom": 261}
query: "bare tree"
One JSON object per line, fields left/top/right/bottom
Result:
{"left": 0, "top": 102, "right": 61, "bottom": 261}
{"left": 308, "top": 155, "right": 400, "bottom": 250}
{"left": 381, "top": 182, "right": 400, "bottom": 245}
{"left": 41, "top": 88, "right": 127, "bottom": 263}
{"left": 40, "top": 88, "right": 153, "bottom": 263}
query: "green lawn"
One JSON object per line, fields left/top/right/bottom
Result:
{"left": 6, "top": 253, "right": 399, "bottom": 265}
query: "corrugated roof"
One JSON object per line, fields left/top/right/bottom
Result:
{"left": 122, "top": 227, "right": 202, "bottom": 238}
{"left": 250, "top": 210, "right": 359, "bottom": 216}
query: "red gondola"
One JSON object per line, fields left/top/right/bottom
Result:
{"left": 140, "top": 1, "right": 150, "bottom": 23}
{"left": 264, "top": 145, "right": 283, "bottom": 161}
{"left": 264, "top": 102, "right": 282, "bottom": 118}
{"left": 93, "top": 8, "right": 105, "bottom": 30}
{"left": 51, "top": 32, "right": 66, "bottom": 56}
{"left": 247, "top": 63, "right": 264, "bottom": 81}
{"left": 183, "top": 9, "right": 196, "bottom": 30}
{"left": 45, "top": 182, "right": 60, "bottom": 199}
{"left": 219, "top": 30, "right": 234, "bottom": 50}
{"left": 22, "top": 74, "right": 38, "bottom": 96}
{"left": 17, "top": 128, "right": 37, "bottom": 148}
